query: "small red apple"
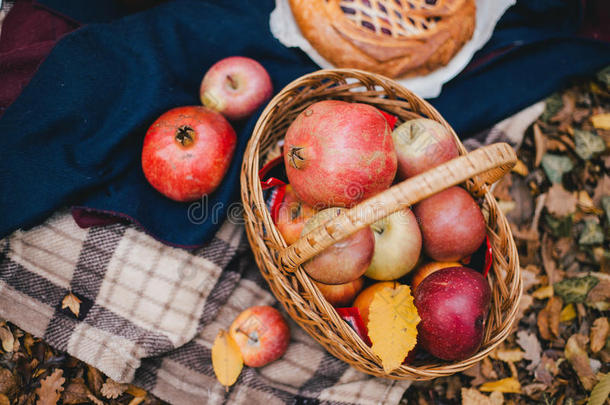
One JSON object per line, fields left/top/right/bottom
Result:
{"left": 392, "top": 118, "right": 459, "bottom": 179}
{"left": 229, "top": 306, "right": 290, "bottom": 367}
{"left": 284, "top": 100, "right": 397, "bottom": 208}
{"left": 141, "top": 106, "right": 236, "bottom": 202}
{"left": 414, "top": 187, "right": 486, "bottom": 261}
{"left": 275, "top": 185, "right": 317, "bottom": 245}
{"left": 414, "top": 267, "right": 491, "bottom": 361}
{"left": 200, "top": 56, "right": 273, "bottom": 121}
{"left": 314, "top": 277, "right": 364, "bottom": 307}
{"left": 302, "top": 208, "right": 375, "bottom": 285}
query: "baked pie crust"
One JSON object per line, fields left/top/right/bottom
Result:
{"left": 289, "top": 0, "right": 476, "bottom": 78}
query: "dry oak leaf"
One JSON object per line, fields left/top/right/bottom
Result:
{"left": 591, "top": 113, "right": 610, "bottom": 130}
{"left": 479, "top": 377, "right": 522, "bottom": 394}
{"left": 0, "top": 326, "right": 13, "bottom": 353}
{"left": 212, "top": 329, "right": 243, "bottom": 390}
{"left": 461, "top": 388, "right": 503, "bottom": 405}
{"left": 588, "top": 373, "right": 610, "bottom": 405}
{"left": 100, "top": 379, "right": 128, "bottom": 399}
{"left": 368, "top": 284, "right": 420, "bottom": 373}
{"left": 61, "top": 293, "right": 82, "bottom": 318}
{"left": 565, "top": 334, "right": 597, "bottom": 391}
{"left": 589, "top": 317, "right": 609, "bottom": 353}
{"left": 62, "top": 378, "right": 91, "bottom": 405}
{"left": 35, "top": 369, "right": 65, "bottom": 405}
{"left": 545, "top": 184, "right": 577, "bottom": 217}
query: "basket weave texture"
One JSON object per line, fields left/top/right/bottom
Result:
{"left": 240, "top": 69, "right": 522, "bottom": 380}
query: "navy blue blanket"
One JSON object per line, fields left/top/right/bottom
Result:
{"left": 0, "top": 0, "right": 608, "bottom": 247}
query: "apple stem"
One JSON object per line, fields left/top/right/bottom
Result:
{"left": 175, "top": 125, "right": 195, "bottom": 147}
{"left": 226, "top": 75, "right": 238, "bottom": 90}
{"left": 236, "top": 328, "right": 258, "bottom": 343}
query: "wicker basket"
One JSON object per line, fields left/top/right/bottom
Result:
{"left": 240, "top": 69, "right": 522, "bottom": 380}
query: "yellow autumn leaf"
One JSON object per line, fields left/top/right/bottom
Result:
{"left": 479, "top": 377, "right": 522, "bottom": 394}
{"left": 588, "top": 373, "right": 610, "bottom": 405}
{"left": 511, "top": 159, "right": 529, "bottom": 176}
{"left": 496, "top": 349, "right": 525, "bottom": 363}
{"left": 368, "top": 284, "right": 420, "bottom": 373}
{"left": 62, "top": 293, "right": 82, "bottom": 317}
{"left": 560, "top": 303, "right": 577, "bottom": 323}
{"left": 212, "top": 329, "right": 243, "bottom": 390}
{"left": 591, "top": 113, "right": 610, "bottom": 130}
{"left": 532, "top": 285, "right": 554, "bottom": 300}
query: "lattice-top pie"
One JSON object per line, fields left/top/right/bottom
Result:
{"left": 289, "top": 0, "right": 476, "bottom": 78}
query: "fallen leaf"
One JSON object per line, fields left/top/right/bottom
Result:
{"left": 0, "top": 367, "right": 17, "bottom": 397}
{"left": 100, "top": 379, "right": 128, "bottom": 399}
{"left": 86, "top": 394, "right": 104, "bottom": 405}
{"left": 559, "top": 304, "right": 576, "bottom": 323}
{"left": 0, "top": 326, "right": 13, "bottom": 353}
{"left": 574, "top": 129, "right": 606, "bottom": 160}
{"left": 591, "top": 113, "right": 610, "bottom": 130}
{"left": 537, "top": 296, "right": 563, "bottom": 340}
{"left": 125, "top": 385, "right": 146, "bottom": 398}
{"left": 479, "top": 377, "right": 522, "bottom": 394}
{"left": 461, "top": 388, "right": 503, "bottom": 405}
{"left": 577, "top": 191, "right": 602, "bottom": 214}
{"left": 589, "top": 317, "right": 609, "bottom": 353}
{"left": 35, "top": 369, "right": 65, "bottom": 405}
{"left": 512, "top": 159, "right": 529, "bottom": 176}
{"left": 586, "top": 279, "right": 610, "bottom": 311}
{"left": 579, "top": 219, "right": 604, "bottom": 245}
{"left": 533, "top": 123, "right": 546, "bottom": 167}
{"left": 0, "top": 394, "right": 8, "bottom": 405}
{"left": 522, "top": 383, "right": 548, "bottom": 397}
{"left": 212, "top": 329, "right": 243, "bottom": 389}
{"left": 61, "top": 293, "right": 82, "bottom": 318}
{"left": 602, "top": 196, "right": 610, "bottom": 223}
{"left": 541, "top": 153, "right": 574, "bottom": 184}
{"left": 587, "top": 373, "right": 610, "bottom": 405}
{"left": 62, "top": 378, "right": 91, "bottom": 405}
{"left": 463, "top": 363, "right": 488, "bottom": 386}
{"left": 86, "top": 366, "right": 103, "bottom": 397}
{"left": 534, "top": 354, "right": 559, "bottom": 386}
{"left": 550, "top": 92, "right": 576, "bottom": 124}
{"left": 545, "top": 184, "right": 577, "bottom": 217}
{"left": 480, "top": 357, "right": 498, "bottom": 380}
{"left": 127, "top": 396, "right": 146, "bottom": 405}
{"left": 565, "top": 334, "right": 597, "bottom": 391}
{"left": 541, "top": 93, "right": 564, "bottom": 122}
{"left": 368, "top": 285, "right": 419, "bottom": 372}
{"left": 597, "top": 66, "right": 610, "bottom": 88}
{"left": 554, "top": 276, "right": 599, "bottom": 304}
{"left": 533, "top": 285, "right": 554, "bottom": 300}
{"left": 496, "top": 349, "right": 525, "bottom": 363}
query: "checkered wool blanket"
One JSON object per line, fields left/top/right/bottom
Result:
{"left": 0, "top": 47, "right": 544, "bottom": 404}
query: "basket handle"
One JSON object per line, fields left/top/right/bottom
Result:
{"left": 279, "top": 142, "right": 517, "bottom": 269}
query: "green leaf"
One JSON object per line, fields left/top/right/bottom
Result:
{"left": 554, "top": 276, "right": 599, "bottom": 304}
{"left": 544, "top": 213, "right": 573, "bottom": 238}
{"left": 596, "top": 65, "right": 610, "bottom": 88}
{"left": 588, "top": 373, "right": 610, "bottom": 405}
{"left": 541, "top": 93, "right": 563, "bottom": 122}
{"left": 579, "top": 219, "right": 604, "bottom": 245}
{"left": 602, "top": 196, "right": 610, "bottom": 223}
{"left": 574, "top": 130, "right": 606, "bottom": 160}
{"left": 541, "top": 154, "right": 574, "bottom": 184}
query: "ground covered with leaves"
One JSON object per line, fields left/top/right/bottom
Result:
{"left": 402, "top": 67, "right": 610, "bottom": 404}
{"left": 0, "top": 69, "right": 609, "bottom": 404}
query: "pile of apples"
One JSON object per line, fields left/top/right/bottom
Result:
{"left": 275, "top": 100, "right": 492, "bottom": 362}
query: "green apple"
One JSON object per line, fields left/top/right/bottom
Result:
{"left": 365, "top": 209, "right": 422, "bottom": 281}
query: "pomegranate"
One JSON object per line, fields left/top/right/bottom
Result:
{"left": 283, "top": 100, "right": 397, "bottom": 208}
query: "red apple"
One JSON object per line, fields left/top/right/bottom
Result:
{"left": 199, "top": 56, "right": 273, "bottom": 121}
{"left": 392, "top": 118, "right": 459, "bottom": 179}
{"left": 414, "top": 187, "right": 486, "bottom": 261}
{"left": 141, "top": 106, "right": 236, "bottom": 202}
{"left": 229, "top": 306, "right": 290, "bottom": 367}
{"left": 302, "top": 208, "right": 374, "bottom": 285}
{"left": 284, "top": 100, "right": 397, "bottom": 208}
{"left": 314, "top": 277, "right": 364, "bottom": 307}
{"left": 414, "top": 267, "right": 491, "bottom": 361}
{"left": 275, "top": 185, "right": 317, "bottom": 245}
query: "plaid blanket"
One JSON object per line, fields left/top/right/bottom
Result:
{"left": 0, "top": 4, "right": 544, "bottom": 393}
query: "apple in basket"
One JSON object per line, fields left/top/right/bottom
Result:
{"left": 414, "top": 186, "right": 487, "bottom": 262}
{"left": 276, "top": 185, "right": 317, "bottom": 245}
{"left": 314, "top": 277, "right": 364, "bottom": 307}
{"left": 301, "top": 208, "right": 374, "bottom": 285}
{"left": 141, "top": 106, "right": 236, "bottom": 202}
{"left": 414, "top": 267, "right": 491, "bottom": 361}
{"left": 229, "top": 306, "right": 290, "bottom": 367}
{"left": 410, "top": 260, "right": 462, "bottom": 293}
{"left": 200, "top": 56, "right": 273, "bottom": 121}
{"left": 392, "top": 118, "right": 459, "bottom": 179}
{"left": 365, "top": 209, "right": 422, "bottom": 281}
{"left": 284, "top": 100, "right": 397, "bottom": 208}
